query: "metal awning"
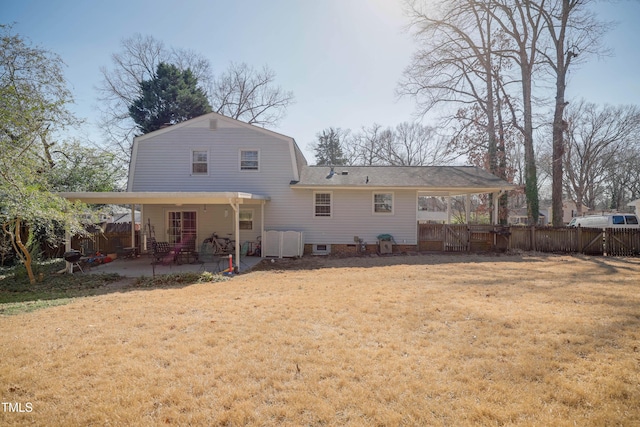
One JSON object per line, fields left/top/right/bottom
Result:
{"left": 58, "top": 191, "right": 270, "bottom": 205}
{"left": 58, "top": 191, "right": 269, "bottom": 273}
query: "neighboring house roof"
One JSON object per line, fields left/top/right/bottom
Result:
{"left": 111, "top": 211, "right": 141, "bottom": 224}
{"left": 509, "top": 208, "right": 546, "bottom": 218}
{"left": 291, "top": 166, "right": 514, "bottom": 195}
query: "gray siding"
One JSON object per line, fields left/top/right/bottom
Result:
{"left": 131, "top": 115, "right": 419, "bottom": 248}
{"left": 283, "top": 189, "right": 418, "bottom": 245}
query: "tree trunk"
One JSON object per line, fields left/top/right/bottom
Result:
{"left": 552, "top": 97, "right": 566, "bottom": 226}
{"left": 522, "top": 63, "right": 539, "bottom": 225}
{"left": 14, "top": 218, "right": 36, "bottom": 285}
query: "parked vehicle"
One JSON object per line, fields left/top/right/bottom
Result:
{"left": 568, "top": 214, "right": 639, "bottom": 228}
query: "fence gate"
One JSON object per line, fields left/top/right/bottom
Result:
{"left": 443, "top": 225, "right": 470, "bottom": 252}
{"left": 606, "top": 228, "right": 640, "bottom": 256}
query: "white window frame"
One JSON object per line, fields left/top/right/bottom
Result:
{"left": 166, "top": 210, "right": 198, "bottom": 245}
{"left": 239, "top": 209, "right": 254, "bottom": 230}
{"left": 313, "top": 191, "right": 333, "bottom": 218}
{"left": 239, "top": 149, "right": 260, "bottom": 171}
{"left": 191, "top": 148, "right": 209, "bottom": 176}
{"left": 373, "top": 192, "right": 394, "bottom": 215}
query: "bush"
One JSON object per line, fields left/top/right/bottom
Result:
{"left": 134, "top": 271, "right": 230, "bottom": 288}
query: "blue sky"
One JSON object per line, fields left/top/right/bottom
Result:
{"left": 3, "top": 0, "right": 640, "bottom": 161}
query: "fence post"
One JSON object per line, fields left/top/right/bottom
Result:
{"left": 577, "top": 226, "right": 582, "bottom": 254}
{"left": 530, "top": 226, "right": 536, "bottom": 251}
{"left": 602, "top": 228, "right": 607, "bottom": 256}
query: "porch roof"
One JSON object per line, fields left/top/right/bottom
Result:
{"left": 58, "top": 191, "right": 270, "bottom": 205}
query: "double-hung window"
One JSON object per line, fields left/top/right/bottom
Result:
{"left": 314, "top": 192, "right": 332, "bottom": 217}
{"left": 192, "top": 150, "right": 208, "bottom": 175}
{"left": 239, "top": 209, "right": 254, "bottom": 230}
{"left": 240, "top": 150, "right": 259, "bottom": 171}
{"left": 373, "top": 192, "right": 394, "bottom": 214}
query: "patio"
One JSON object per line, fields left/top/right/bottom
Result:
{"left": 81, "top": 253, "right": 264, "bottom": 278}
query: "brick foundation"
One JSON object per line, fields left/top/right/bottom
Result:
{"left": 304, "top": 243, "right": 418, "bottom": 256}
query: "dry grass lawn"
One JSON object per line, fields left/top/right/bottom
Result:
{"left": 1, "top": 253, "right": 639, "bottom": 426}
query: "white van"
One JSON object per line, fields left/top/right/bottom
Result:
{"left": 568, "top": 214, "right": 640, "bottom": 229}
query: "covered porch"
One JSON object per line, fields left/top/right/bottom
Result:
{"left": 59, "top": 191, "right": 269, "bottom": 273}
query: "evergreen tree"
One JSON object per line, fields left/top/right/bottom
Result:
{"left": 129, "top": 62, "right": 211, "bottom": 134}
{"left": 314, "top": 128, "right": 347, "bottom": 166}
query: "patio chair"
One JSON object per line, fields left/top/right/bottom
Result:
{"left": 198, "top": 241, "right": 224, "bottom": 272}
{"left": 115, "top": 238, "right": 135, "bottom": 259}
{"left": 152, "top": 241, "right": 174, "bottom": 264}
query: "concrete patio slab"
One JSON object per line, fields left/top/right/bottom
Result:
{"left": 83, "top": 254, "right": 264, "bottom": 278}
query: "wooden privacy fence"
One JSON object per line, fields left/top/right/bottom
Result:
{"left": 418, "top": 224, "right": 640, "bottom": 256}
{"left": 71, "top": 222, "right": 141, "bottom": 256}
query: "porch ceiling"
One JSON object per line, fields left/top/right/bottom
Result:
{"left": 58, "top": 191, "right": 270, "bottom": 205}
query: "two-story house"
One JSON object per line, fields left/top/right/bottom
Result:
{"left": 61, "top": 112, "right": 514, "bottom": 267}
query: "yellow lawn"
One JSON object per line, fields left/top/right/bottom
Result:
{"left": 1, "top": 253, "right": 639, "bottom": 426}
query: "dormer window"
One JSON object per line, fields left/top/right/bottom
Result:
{"left": 192, "top": 150, "right": 208, "bottom": 175}
{"left": 240, "top": 150, "right": 259, "bottom": 171}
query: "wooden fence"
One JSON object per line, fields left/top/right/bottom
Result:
{"left": 71, "top": 222, "right": 140, "bottom": 256}
{"left": 418, "top": 224, "right": 640, "bottom": 256}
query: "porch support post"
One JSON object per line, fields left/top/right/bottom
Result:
{"left": 465, "top": 194, "right": 471, "bottom": 224}
{"left": 261, "top": 201, "right": 265, "bottom": 259}
{"left": 447, "top": 196, "right": 451, "bottom": 224}
{"left": 65, "top": 229, "right": 72, "bottom": 273}
{"left": 131, "top": 205, "right": 136, "bottom": 248}
{"left": 492, "top": 192, "right": 499, "bottom": 225}
{"left": 141, "top": 204, "right": 146, "bottom": 252}
{"left": 228, "top": 198, "right": 240, "bottom": 271}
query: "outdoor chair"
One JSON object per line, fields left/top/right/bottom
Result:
{"left": 198, "top": 241, "right": 224, "bottom": 272}
{"left": 115, "top": 239, "right": 135, "bottom": 259}
{"left": 175, "top": 237, "right": 199, "bottom": 265}
{"left": 152, "top": 241, "right": 174, "bottom": 264}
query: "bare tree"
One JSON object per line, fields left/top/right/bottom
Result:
{"left": 97, "top": 34, "right": 212, "bottom": 163}
{"left": 342, "top": 122, "right": 455, "bottom": 167}
{"left": 400, "top": 0, "right": 525, "bottom": 224}
{"left": 400, "top": 0, "right": 503, "bottom": 172}
{"left": 563, "top": 101, "right": 640, "bottom": 215}
{"left": 606, "top": 151, "right": 640, "bottom": 210}
{"left": 344, "top": 123, "right": 389, "bottom": 166}
{"left": 97, "top": 34, "right": 292, "bottom": 164}
{"left": 210, "top": 63, "right": 294, "bottom": 127}
{"left": 535, "top": 0, "right": 609, "bottom": 225}
{"left": 385, "top": 122, "right": 455, "bottom": 166}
